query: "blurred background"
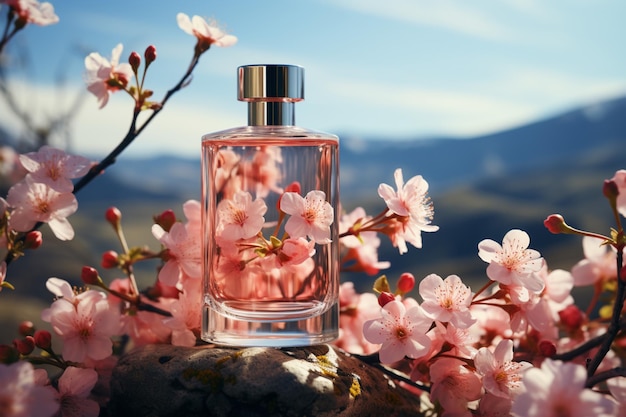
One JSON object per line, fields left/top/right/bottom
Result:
{"left": 0, "top": 0, "right": 625, "bottom": 338}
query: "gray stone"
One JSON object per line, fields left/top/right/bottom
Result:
{"left": 106, "top": 343, "right": 425, "bottom": 417}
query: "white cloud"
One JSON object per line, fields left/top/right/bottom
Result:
{"left": 328, "top": 0, "right": 520, "bottom": 41}
{"left": 0, "top": 79, "right": 242, "bottom": 158}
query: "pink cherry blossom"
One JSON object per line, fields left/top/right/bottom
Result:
{"left": 511, "top": 359, "right": 617, "bottom": 417}
{"left": 276, "top": 237, "right": 315, "bottom": 266}
{"left": 45, "top": 290, "right": 120, "bottom": 363}
{"left": 474, "top": 339, "right": 532, "bottom": 399}
{"left": 362, "top": 299, "right": 433, "bottom": 364}
{"left": 182, "top": 199, "right": 201, "bottom": 230}
{"left": 281, "top": 190, "right": 334, "bottom": 244}
{"left": 176, "top": 13, "right": 238, "bottom": 49}
{"left": 336, "top": 282, "right": 381, "bottom": 355}
{"left": 419, "top": 273, "right": 476, "bottom": 329}
{"left": 56, "top": 366, "right": 100, "bottom": 417}
{"left": 84, "top": 43, "right": 134, "bottom": 108}
{"left": 19, "top": 146, "right": 91, "bottom": 193}
{"left": 7, "top": 176, "right": 78, "bottom": 240}
{"left": 152, "top": 222, "right": 202, "bottom": 287}
{"left": 571, "top": 236, "right": 617, "bottom": 286}
{"left": 339, "top": 207, "right": 390, "bottom": 275}
{"left": 0, "top": 361, "right": 59, "bottom": 417}
{"left": 1, "top": 0, "right": 59, "bottom": 26}
{"left": 377, "top": 168, "right": 439, "bottom": 253}
{"left": 434, "top": 321, "right": 477, "bottom": 358}
{"left": 216, "top": 191, "right": 267, "bottom": 241}
{"left": 163, "top": 290, "right": 201, "bottom": 347}
{"left": 478, "top": 229, "right": 544, "bottom": 292}
{"left": 611, "top": 169, "right": 626, "bottom": 217}
{"left": 429, "top": 357, "right": 482, "bottom": 415}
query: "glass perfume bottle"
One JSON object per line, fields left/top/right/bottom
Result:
{"left": 201, "top": 64, "right": 339, "bottom": 347}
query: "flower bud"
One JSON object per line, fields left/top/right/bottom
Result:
{"left": 24, "top": 231, "right": 42, "bottom": 250}
{"left": 603, "top": 179, "right": 619, "bottom": 201}
{"left": 101, "top": 250, "right": 119, "bottom": 269}
{"left": 537, "top": 340, "right": 556, "bottom": 358}
{"left": 13, "top": 337, "right": 35, "bottom": 355}
{"left": 81, "top": 266, "right": 101, "bottom": 285}
{"left": 544, "top": 214, "right": 568, "bottom": 234}
{"left": 105, "top": 206, "right": 122, "bottom": 228}
{"left": 144, "top": 45, "right": 157, "bottom": 65}
{"left": 0, "top": 344, "right": 20, "bottom": 364}
{"left": 129, "top": 51, "right": 141, "bottom": 72}
{"left": 377, "top": 291, "right": 395, "bottom": 307}
{"left": 18, "top": 321, "right": 35, "bottom": 337}
{"left": 397, "top": 272, "right": 415, "bottom": 294}
{"left": 154, "top": 209, "right": 177, "bottom": 232}
{"left": 34, "top": 330, "right": 52, "bottom": 350}
{"left": 558, "top": 305, "right": 585, "bottom": 331}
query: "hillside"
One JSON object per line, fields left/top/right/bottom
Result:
{"left": 1, "top": 95, "right": 625, "bottom": 342}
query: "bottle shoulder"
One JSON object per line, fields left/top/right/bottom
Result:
{"left": 202, "top": 125, "right": 339, "bottom": 143}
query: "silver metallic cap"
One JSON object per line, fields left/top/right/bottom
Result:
{"left": 238, "top": 64, "right": 304, "bottom": 102}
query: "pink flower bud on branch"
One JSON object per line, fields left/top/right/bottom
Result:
{"left": 81, "top": 266, "right": 103, "bottom": 286}
{"left": 101, "top": 250, "right": 119, "bottom": 269}
{"left": 105, "top": 206, "right": 122, "bottom": 229}
{"left": 18, "top": 321, "right": 35, "bottom": 337}
{"left": 13, "top": 337, "right": 35, "bottom": 355}
{"left": 144, "top": 45, "right": 157, "bottom": 65}
{"left": 377, "top": 291, "right": 395, "bottom": 307}
{"left": 154, "top": 209, "right": 177, "bottom": 232}
{"left": 33, "top": 330, "right": 52, "bottom": 350}
{"left": 24, "top": 231, "right": 42, "bottom": 250}
{"left": 128, "top": 51, "right": 141, "bottom": 73}
{"left": 396, "top": 272, "right": 415, "bottom": 294}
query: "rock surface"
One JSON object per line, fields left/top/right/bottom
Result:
{"left": 107, "top": 343, "right": 424, "bottom": 417}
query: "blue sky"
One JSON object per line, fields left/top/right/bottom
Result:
{"left": 1, "top": 0, "right": 624, "bottom": 158}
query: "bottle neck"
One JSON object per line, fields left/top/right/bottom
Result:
{"left": 247, "top": 102, "right": 295, "bottom": 126}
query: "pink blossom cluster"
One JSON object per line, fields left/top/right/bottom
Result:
{"left": 335, "top": 201, "right": 626, "bottom": 415}
{"left": 1, "top": 3, "right": 626, "bottom": 417}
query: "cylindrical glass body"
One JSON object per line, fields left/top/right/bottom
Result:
{"left": 201, "top": 123, "right": 340, "bottom": 346}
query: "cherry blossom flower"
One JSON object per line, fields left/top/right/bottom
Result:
{"left": 45, "top": 290, "right": 120, "bottom": 363}
{"left": 419, "top": 273, "right": 476, "bottom": 329}
{"left": 163, "top": 290, "right": 201, "bottom": 347}
{"left": 176, "top": 13, "right": 237, "bottom": 51}
{"left": 611, "top": 169, "right": 626, "bottom": 217}
{"left": 56, "top": 366, "right": 99, "bottom": 417}
{"left": 363, "top": 299, "right": 433, "bottom": 364}
{"left": 478, "top": 229, "right": 544, "bottom": 292}
{"left": 377, "top": 168, "right": 438, "bottom": 253}
{"left": 19, "top": 146, "right": 91, "bottom": 193}
{"left": 511, "top": 359, "right": 617, "bottom": 417}
{"left": 152, "top": 222, "right": 202, "bottom": 287}
{"left": 7, "top": 176, "right": 78, "bottom": 240}
{"left": 336, "top": 282, "right": 381, "bottom": 355}
{"left": 474, "top": 339, "right": 532, "bottom": 399}
{"left": 84, "top": 43, "right": 134, "bottom": 108}
{"left": 216, "top": 191, "right": 267, "bottom": 241}
{"left": 339, "top": 207, "right": 390, "bottom": 275}
{"left": 2, "top": 0, "right": 59, "bottom": 26}
{"left": 276, "top": 237, "right": 315, "bottom": 266}
{"left": 281, "top": 190, "right": 334, "bottom": 244}
{"left": 571, "top": 236, "right": 617, "bottom": 286}
{"left": 429, "top": 357, "right": 482, "bottom": 415}
{"left": 0, "top": 360, "right": 59, "bottom": 417}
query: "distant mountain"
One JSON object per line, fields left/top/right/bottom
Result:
{"left": 338, "top": 95, "right": 626, "bottom": 198}
{"left": 104, "top": 94, "right": 626, "bottom": 201}
{"left": 3, "top": 94, "right": 626, "bottom": 308}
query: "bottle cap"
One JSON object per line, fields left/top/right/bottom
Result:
{"left": 238, "top": 64, "right": 304, "bottom": 102}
